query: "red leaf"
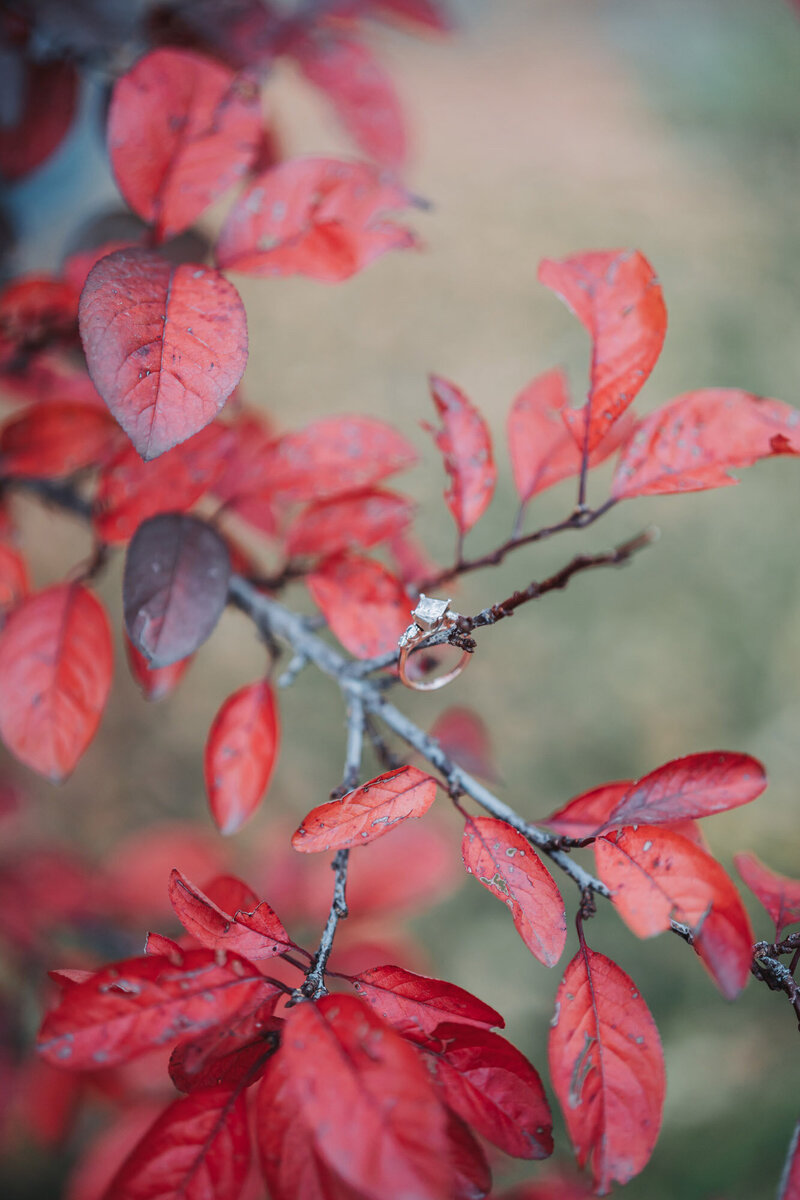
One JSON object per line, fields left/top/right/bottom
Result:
{"left": 779, "top": 1117, "right": 800, "bottom": 1200}
{"left": 37, "top": 949, "right": 271, "bottom": 1069}
{"left": 205, "top": 681, "right": 280, "bottom": 834}
{"left": 0, "top": 541, "right": 30, "bottom": 617}
{"left": 445, "top": 1111, "right": 491, "bottom": 1200}
{"left": 94, "top": 423, "right": 235, "bottom": 544}
{"left": 0, "top": 402, "right": 122, "bottom": 478}
{"left": 612, "top": 388, "right": 800, "bottom": 499}
{"left": 507, "top": 367, "right": 633, "bottom": 503}
{"left": 124, "top": 633, "right": 193, "bottom": 702}
{"left": 735, "top": 852, "right": 800, "bottom": 938}
{"left": 291, "top": 32, "right": 407, "bottom": 169}
{"left": 351, "top": 964, "right": 503, "bottom": 1038}
{"left": 0, "top": 275, "right": 79, "bottom": 354}
{"left": 538, "top": 250, "right": 666, "bottom": 453}
{"left": 100, "top": 1087, "right": 251, "bottom": 1200}
{"left": 123, "top": 513, "right": 231, "bottom": 667}
{"left": 595, "top": 826, "right": 753, "bottom": 998}
{"left": 268, "top": 416, "right": 417, "bottom": 503}
{"left": 63, "top": 1101, "right": 165, "bottom": 1200}
{"left": 293, "top": 765, "right": 437, "bottom": 853}
{"left": 169, "top": 1003, "right": 281, "bottom": 1092}
{"left": 215, "top": 157, "right": 419, "bottom": 282}
{"left": 462, "top": 816, "right": 566, "bottom": 967}
{"left": 596, "top": 751, "right": 767, "bottom": 832}
{"left": 548, "top": 944, "right": 665, "bottom": 1193}
{"left": 425, "top": 375, "right": 496, "bottom": 534}
{"left": 108, "top": 48, "right": 261, "bottom": 242}
{"left": 79, "top": 249, "right": 248, "bottom": 460}
{"left": 264, "top": 994, "right": 451, "bottom": 1199}
{"left": 168, "top": 869, "right": 293, "bottom": 958}
{"left": 202, "top": 874, "right": 260, "bottom": 914}
{"left": 429, "top": 706, "right": 498, "bottom": 783}
{"left": 286, "top": 488, "right": 413, "bottom": 559}
{"left": 542, "top": 781, "right": 631, "bottom": 838}
{"left": 62, "top": 242, "right": 137, "bottom": 294}
{"left": 418, "top": 1023, "right": 552, "bottom": 1160}
{"left": 306, "top": 553, "right": 409, "bottom": 659}
{"left": 0, "top": 583, "right": 112, "bottom": 781}
{"left": 0, "top": 57, "right": 78, "bottom": 182}
{"left": 0, "top": 350, "right": 106, "bottom": 410}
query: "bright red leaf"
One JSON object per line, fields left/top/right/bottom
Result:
{"left": 79, "top": 248, "right": 248, "bottom": 460}
{"left": 418, "top": 1023, "right": 553, "bottom": 1160}
{"left": 0, "top": 583, "right": 112, "bottom": 781}
{"left": 292, "top": 765, "right": 437, "bottom": 853}
{"left": 291, "top": 32, "right": 407, "bottom": 169}
{"left": 168, "top": 869, "right": 293, "bottom": 958}
{"left": 542, "top": 781, "right": 631, "bottom": 838}
{"left": 205, "top": 681, "right": 280, "bottom": 834}
{"left": 37, "top": 948, "right": 271, "bottom": 1069}
{"left": 596, "top": 751, "right": 767, "bottom": 832}
{"left": 0, "top": 402, "right": 122, "bottom": 478}
{"left": 108, "top": 48, "right": 262, "bottom": 242}
{"left": 123, "top": 514, "right": 231, "bottom": 668}
{"left": 100, "top": 1087, "right": 251, "bottom": 1200}
{"left": 538, "top": 249, "right": 666, "bottom": 453}
{"left": 0, "top": 541, "right": 30, "bottom": 618}
{"left": 548, "top": 943, "right": 665, "bottom": 1194}
{"left": 267, "top": 416, "right": 417, "bottom": 503}
{"left": 202, "top": 874, "right": 260, "bottom": 915}
{"left": 124, "top": 633, "right": 193, "bottom": 702}
{"left": 429, "top": 706, "right": 499, "bottom": 783}
{"left": 286, "top": 488, "right": 413, "bottom": 559}
{"left": 507, "top": 367, "right": 633, "bottom": 503}
{"left": 351, "top": 964, "right": 503, "bottom": 1038}
{"left": 425, "top": 375, "right": 496, "bottom": 534}
{"left": 612, "top": 388, "right": 800, "bottom": 499}
{"left": 306, "top": 553, "right": 409, "bottom": 658}
{"left": 215, "top": 157, "right": 419, "bottom": 282}
{"left": 735, "top": 852, "right": 800, "bottom": 938}
{"left": 265, "top": 993, "right": 451, "bottom": 1199}
{"left": 462, "top": 816, "right": 566, "bottom": 967}
{"left": 94, "top": 423, "right": 235, "bottom": 544}
{"left": 595, "top": 826, "right": 753, "bottom": 998}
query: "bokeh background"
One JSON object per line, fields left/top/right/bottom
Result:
{"left": 3, "top": 1, "right": 800, "bottom": 1196}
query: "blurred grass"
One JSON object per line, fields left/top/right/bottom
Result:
{"left": 4, "top": 1, "right": 800, "bottom": 1196}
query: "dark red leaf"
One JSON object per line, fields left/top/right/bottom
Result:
{"left": 0, "top": 57, "right": 78, "bottom": 182}
{"left": 0, "top": 403, "right": 122, "bottom": 478}
{"left": 267, "top": 416, "right": 417, "bottom": 502}
{"left": 265, "top": 994, "right": 451, "bottom": 1199}
{"left": 0, "top": 351, "right": 106, "bottom": 410}
{"left": 351, "top": 964, "right": 503, "bottom": 1037}
{"left": 306, "top": 553, "right": 409, "bottom": 658}
{"left": 94, "top": 423, "right": 235, "bottom": 544}
{"left": 37, "top": 949, "right": 270, "bottom": 1069}
{"left": 507, "top": 367, "right": 633, "bottom": 503}
{"left": 612, "top": 388, "right": 800, "bottom": 499}
{"left": 0, "top": 583, "right": 112, "bottom": 781}
{"left": 0, "top": 275, "right": 79, "bottom": 356}
{"left": 418, "top": 1023, "right": 552, "bottom": 1160}
{"left": 779, "top": 1117, "right": 800, "bottom": 1200}
{"left": 286, "top": 488, "right": 413, "bottom": 559}
{"left": 735, "top": 852, "right": 800, "bottom": 938}
{"left": 538, "top": 250, "right": 666, "bottom": 452}
{"left": 596, "top": 751, "right": 767, "bottom": 832}
{"left": 594, "top": 826, "right": 753, "bottom": 998}
{"left": 123, "top": 513, "right": 231, "bottom": 667}
{"left": 548, "top": 943, "right": 665, "bottom": 1193}
{"left": 429, "top": 707, "right": 499, "bottom": 783}
{"left": 425, "top": 375, "right": 496, "bottom": 534}
{"left": 79, "top": 249, "right": 248, "bottom": 460}
{"left": 204, "top": 680, "right": 280, "bottom": 834}
{"left": 168, "top": 869, "right": 293, "bottom": 958}
{"left": 108, "top": 48, "right": 261, "bottom": 242}
{"left": 291, "top": 32, "right": 406, "bottom": 169}
{"left": 445, "top": 1111, "right": 491, "bottom": 1200}
{"left": 124, "top": 633, "right": 193, "bottom": 702}
{"left": 169, "top": 1003, "right": 281, "bottom": 1092}
{"left": 99, "top": 1087, "right": 251, "bottom": 1200}
{"left": 293, "top": 765, "right": 437, "bottom": 853}
{"left": 462, "top": 816, "right": 566, "bottom": 967}
{"left": 216, "top": 157, "right": 419, "bottom": 282}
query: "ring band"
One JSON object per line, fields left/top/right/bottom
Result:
{"left": 397, "top": 594, "right": 471, "bottom": 692}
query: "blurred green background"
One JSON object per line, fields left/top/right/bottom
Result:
{"left": 4, "top": 1, "right": 800, "bottom": 1196}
